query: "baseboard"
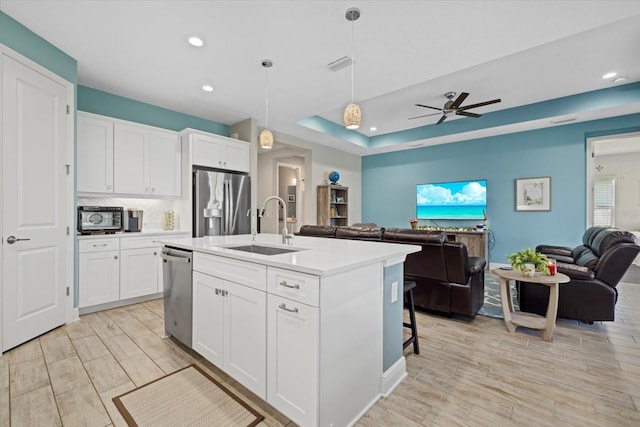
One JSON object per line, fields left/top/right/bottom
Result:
{"left": 79, "top": 293, "right": 163, "bottom": 315}
{"left": 380, "top": 356, "right": 407, "bottom": 397}
{"left": 72, "top": 308, "right": 79, "bottom": 322}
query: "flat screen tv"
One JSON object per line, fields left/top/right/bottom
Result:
{"left": 416, "top": 179, "right": 487, "bottom": 220}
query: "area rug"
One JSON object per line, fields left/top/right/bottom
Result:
{"left": 477, "top": 272, "right": 519, "bottom": 319}
{"left": 113, "top": 364, "right": 264, "bottom": 427}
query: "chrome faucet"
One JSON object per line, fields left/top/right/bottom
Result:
{"left": 246, "top": 209, "right": 257, "bottom": 241}
{"left": 260, "top": 196, "right": 293, "bottom": 245}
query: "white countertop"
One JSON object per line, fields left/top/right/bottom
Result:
{"left": 77, "top": 229, "right": 190, "bottom": 240}
{"left": 158, "top": 234, "right": 420, "bottom": 277}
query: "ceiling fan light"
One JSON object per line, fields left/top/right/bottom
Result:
{"left": 259, "top": 129, "right": 273, "bottom": 149}
{"left": 344, "top": 103, "right": 361, "bottom": 130}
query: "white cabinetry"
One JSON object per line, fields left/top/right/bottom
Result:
{"left": 114, "top": 123, "right": 181, "bottom": 196}
{"left": 266, "top": 267, "right": 319, "bottom": 426}
{"left": 78, "top": 233, "right": 186, "bottom": 312}
{"left": 114, "top": 123, "right": 146, "bottom": 194}
{"left": 192, "top": 253, "right": 266, "bottom": 398}
{"left": 187, "top": 130, "right": 249, "bottom": 172}
{"left": 78, "top": 239, "right": 120, "bottom": 307}
{"left": 120, "top": 247, "right": 160, "bottom": 299}
{"left": 77, "top": 112, "right": 181, "bottom": 196}
{"left": 77, "top": 114, "right": 114, "bottom": 193}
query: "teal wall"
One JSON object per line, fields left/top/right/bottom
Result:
{"left": 362, "top": 113, "right": 640, "bottom": 264}
{"left": 383, "top": 263, "right": 403, "bottom": 371}
{"left": 78, "top": 86, "right": 229, "bottom": 136}
{"left": 0, "top": 11, "right": 77, "bottom": 83}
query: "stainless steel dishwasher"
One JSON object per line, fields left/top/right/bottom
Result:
{"left": 161, "top": 246, "right": 193, "bottom": 348}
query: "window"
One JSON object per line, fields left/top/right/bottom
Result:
{"left": 593, "top": 178, "right": 615, "bottom": 227}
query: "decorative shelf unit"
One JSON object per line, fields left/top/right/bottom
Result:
{"left": 317, "top": 185, "right": 348, "bottom": 226}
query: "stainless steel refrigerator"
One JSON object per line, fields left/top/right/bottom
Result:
{"left": 193, "top": 167, "right": 251, "bottom": 237}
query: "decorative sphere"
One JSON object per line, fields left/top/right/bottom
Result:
{"left": 328, "top": 171, "right": 340, "bottom": 184}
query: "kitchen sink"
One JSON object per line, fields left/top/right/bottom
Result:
{"left": 224, "top": 244, "right": 301, "bottom": 256}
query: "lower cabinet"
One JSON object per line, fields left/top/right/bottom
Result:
{"left": 120, "top": 247, "right": 161, "bottom": 299}
{"left": 78, "top": 233, "right": 186, "bottom": 312}
{"left": 78, "top": 249, "right": 120, "bottom": 307}
{"left": 192, "top": 270, "right": 266, "bottom": 399}
{"left": 266, "top": 293, "right": 318, "bottom": 427}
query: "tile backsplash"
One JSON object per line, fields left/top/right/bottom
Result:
{"left": 77, "top": 197, "right": 185, "bottom": 231}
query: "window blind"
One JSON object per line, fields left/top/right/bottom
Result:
{"left": 593, "top": 178, "right": 615, "bottom": 227}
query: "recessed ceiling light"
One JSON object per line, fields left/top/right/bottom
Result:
{"left": 188, "top": 36, "right": 204, "bottom": 47}
{"left": 613, "top": 76, "right": 628, "bottom": 84}
{"left": 602, "top": 72, "right": 617, "bottom": 79}
{"left": 202, "top": 85, "right": 214, "bottom": 92}
{"left": 370, "top": 126, "right": 377, "bottom": 131}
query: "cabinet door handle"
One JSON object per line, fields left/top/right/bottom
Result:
{"left": 278, "top": 303, "right": 298, "bottom": 313}
{"left": 153, "top": 252, "right": 157, "bottom": 256}
{"left": 279, "top": 280, "right": 300, "bottom": 289}
{"left": 222, "top": 290, "right": 228, "bottom": 297}
{"left": 215, "top": 288, "right": 220, "bottom": 295}
{"left": 114, "top": 255, "right": 118, "bottom": 260}
{"left": 106, "top": 185, "right": 112, "bottom": 190}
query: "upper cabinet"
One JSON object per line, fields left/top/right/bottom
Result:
{"left": 77, "top": 114, "right": 114, "bottom": 193}
{"left": 185, "top": 129, "right": 249, "bottom": 173}
{"left": 77, "top": 112, "right": 181, "bottom": 197}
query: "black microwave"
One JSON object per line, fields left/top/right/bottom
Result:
{"left": 77, "top": 206, "right": 123, "bottom": 234}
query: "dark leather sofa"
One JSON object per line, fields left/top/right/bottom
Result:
{"left": 517, "top": 227, "right": 640, "bottom": 322}
{"left": 298, "top": 225, "right": 486, "bottom": 316}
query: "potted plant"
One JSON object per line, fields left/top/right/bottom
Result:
{"left": 507, "top": 247, "right": 550, "bottom": 277}
{"left": 409, "top": 218, "right": 419, "bottom": 229}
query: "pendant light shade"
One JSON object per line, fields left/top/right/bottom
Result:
{"left": 344, "top": 7, "right": 361, "bottom": 130}
{"left": 344, "top": 103, "right": 361, "bottom": 130}
{"left": 259, "top": 129, "right": 273, "bottom": 149}
{"left": 260, "top": 59, "right": 274, "bottom": 149}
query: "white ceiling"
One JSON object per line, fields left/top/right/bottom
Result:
{"left": 2, "top": 1, "right": 640, "bottom": 155}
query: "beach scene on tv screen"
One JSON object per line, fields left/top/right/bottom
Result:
{"left": 417, "top": 180, "right": 487, "bottom": 220}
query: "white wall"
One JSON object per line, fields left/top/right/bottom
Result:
{"left": 595, "top": 151, "right": 640, "bottom": 231}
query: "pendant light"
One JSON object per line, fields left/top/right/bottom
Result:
{"left": 344, "top": 7, "right": 361, "bottom": 130}
{"left": 259, "top": 59, "right": 274, "bottom": 149}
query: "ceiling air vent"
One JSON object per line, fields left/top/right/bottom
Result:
{"left": 326, "top": 56, "right": 352, "bottom": 72}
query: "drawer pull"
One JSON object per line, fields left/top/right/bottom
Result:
{"left": 279, "top": 280, "right": 300, "bottom": 290}
{"left": 93, "top": 243, "right": 108, "bottom": 247}
{"left": 278, "top": 303, "right": 298, "bottom": 313}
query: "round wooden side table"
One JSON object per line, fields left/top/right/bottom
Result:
{"left": 492, "top": 268, "right": 570, "bottom": 341}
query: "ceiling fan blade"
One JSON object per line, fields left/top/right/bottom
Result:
{"left": 450, "top": 92, "right": 469, "bottom": 109}
{"left": 415, "top": 103, "right": 443, "bottom": 111}
{"left": 456, "top": 111, "right": 481, "bottom": 118}
{"left": 458, "top": 98, "right": 501, "bottom": 110}
{"left": 436, "top": 115, "right": 447, "bottom": 125}
{"left": 408, "top": 112, "right": 442, "bottom": 120}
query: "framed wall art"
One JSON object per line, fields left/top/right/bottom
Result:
{"left": 515, "top": 176, "right": 551, "bottom": 211}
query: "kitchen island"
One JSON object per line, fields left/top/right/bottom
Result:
{"left": 159, "top": 233, "right": 419, "bottom": 427}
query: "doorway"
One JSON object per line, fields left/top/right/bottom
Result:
{"left": 277, "top": 162, "right": 303, "bottom": 234}
{"left": 586, "top": 131, "right": 640, "bottom": 230}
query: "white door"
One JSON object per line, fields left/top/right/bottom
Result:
{"left": 2, "top": 51, "right": 71, "bottom": 352}
{"left": 224, "top": 281, "right": 266, "bottom": 399}
{"left": 113, "top": 123, "right": 146, "bottom": 194}
{"left": 79, "top": 251, "right": 120, "bottom": 308}
{"left": 192, "top": 272, "right": 224, "bottom": 366}
{"left": 77, "top": 113, "right": 114, "bottom": 193}
{"left": 120, "top": 247, "right": 159, "bottom": 299}
{"left": 267, "top": 294, "right": 319, "bottom": 426}
{"left": 148, "top": 130, "right": 180, "bottom": 196}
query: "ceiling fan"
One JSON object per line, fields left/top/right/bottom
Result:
{"left": 409, "top": 91, "right": 501, "bottom": 124}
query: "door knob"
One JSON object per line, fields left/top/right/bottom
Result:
{"left": 6, "top": 235, "right": 30, "bottom": 244}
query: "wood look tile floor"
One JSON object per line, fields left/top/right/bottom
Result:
{"left": 1, "top": 279, "right": 639, "bottom": 426}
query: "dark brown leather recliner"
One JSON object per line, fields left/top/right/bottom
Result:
{"left": 518, "top": 227, "right": 640, "bottom": 322}
{"left": 383, "top": 228, "right": 486, "bottom": 316}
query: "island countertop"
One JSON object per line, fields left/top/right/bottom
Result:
{"left": 158, "top": 233, "right": 420, "bottom": 277}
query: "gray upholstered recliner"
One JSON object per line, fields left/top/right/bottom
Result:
{"left": 518, "top": 227, "right": 640, "bottom": 322}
